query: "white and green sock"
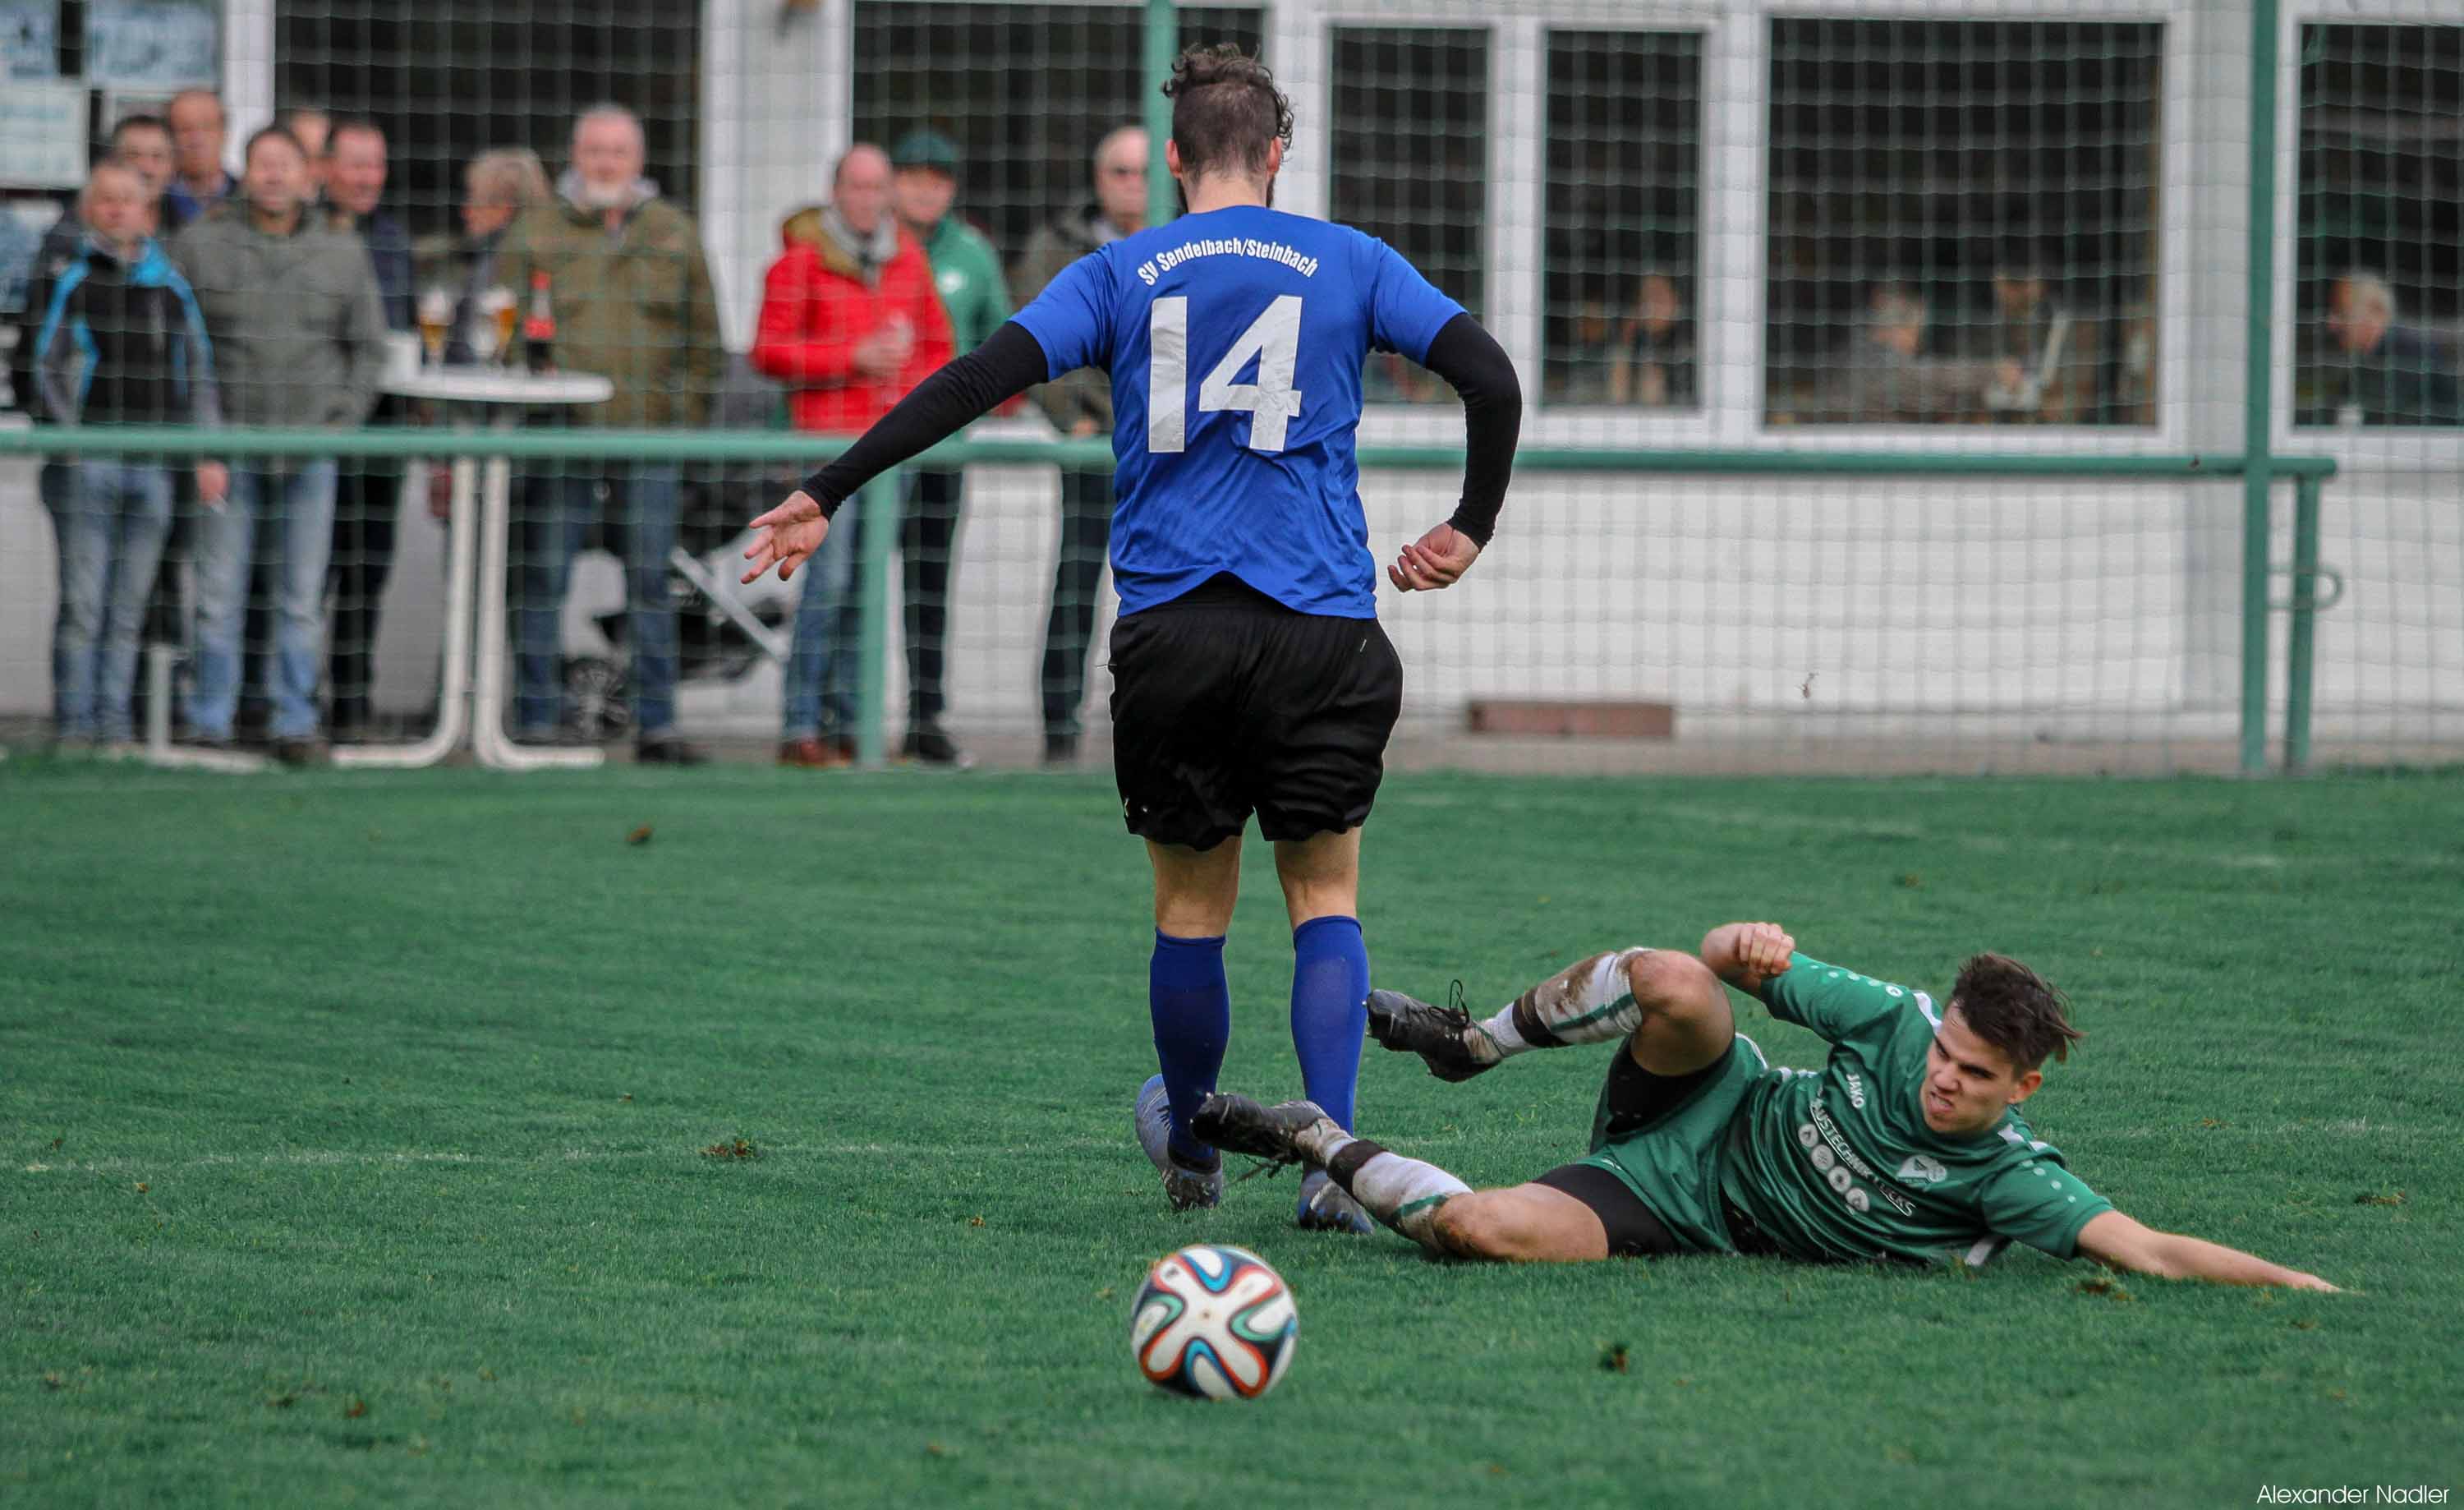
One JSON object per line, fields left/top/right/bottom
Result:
{"left": 1299, "top": 1123, "right": 1472, "bottom": 1253}
{"left": 1466, "top": 948, "right": 1652, "bottom": 1066}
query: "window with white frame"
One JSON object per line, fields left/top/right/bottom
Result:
{"left": 1542, "top": 29, "right": 1703, "bottom": 412}
{"left": 1326, "top": 25, "right": 1487, "bottom": 405}
{"left": 1764, "top": 18, "right": 2164, "bottom": 429}
{"left": 2294, "top": 22, "right": 2463, "bottom": 430}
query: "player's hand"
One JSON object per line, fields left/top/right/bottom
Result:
{"left": 742, "top": 490, "right": 831, "bottom": 583}
{"left": 1731, "top": 922, "right": 1796, "bottom": 992}
{"left": 1387, "top": 522, "right": 1480, "bottom": 592}
{"left": 2283, "top": 1271, "right": 2342, "bottom": 1294}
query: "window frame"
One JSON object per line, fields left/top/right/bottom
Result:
{"left": 2273, "top": 2, "right": 2464, "bottom": 470}
{"left": 1752, "top": 0, "right": 2192, "bottom": 454}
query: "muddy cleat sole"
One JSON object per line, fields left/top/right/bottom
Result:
{"left": 1134, "top": 1074, "right": 1222, "bottom": 1211}
{"left": 1366, "top": 985, "right": 1496, "bottom": 1082}
{"left": 1190, "top": 1093, "right": 1336, "bottom": 1166}
{"left": 1295, "top": 1167, "right": 1376, "bottom": 1234}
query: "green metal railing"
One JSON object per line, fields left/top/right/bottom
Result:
{"left": 1, "top": 426, "right": 2338, "bottom": 771}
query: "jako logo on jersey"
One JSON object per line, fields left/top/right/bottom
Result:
{"left": 1896, "top": 1155, "right": 1948, "bottom": 1185}
{"left": 1842, "top": 1072, "right": 1867, "bottom": 1109}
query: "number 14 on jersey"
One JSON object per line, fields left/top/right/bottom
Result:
{"left": 1148, "top": 295, "right": 1305, "bottom": 455}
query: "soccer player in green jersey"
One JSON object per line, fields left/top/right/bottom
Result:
{"left": 1193, "top": 923, "right": 2338, "bottom": 1290}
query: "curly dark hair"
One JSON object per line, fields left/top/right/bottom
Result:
{"left": 1949, "top": 953, "right": 2085, "bottom": 1071}
{"left": 1162, "top": 44, "right": 1294, "bottom": 182}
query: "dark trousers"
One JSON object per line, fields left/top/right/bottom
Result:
{"left": 900, "top": 468, "right": 963, "bottom": 728}
{"left": 1041, "top": 467, "right": 1113, "bottom": 739}
{"left": 326, "top": 463, "right": 402, "bottom": 734}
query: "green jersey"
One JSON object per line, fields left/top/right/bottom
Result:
{"left": 1718, "top": 955, "right": 2112, "bottom": 1266}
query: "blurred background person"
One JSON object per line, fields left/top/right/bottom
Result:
{"left": 499, "top": 104, "right": 724, "bottom": 765}
{"left": 1829, "top": 282, "right": 2018, "bottom": 425}
{"left": 885, "top": 128, "right": 1010, "bottom": 768}
{"left": 752, "top": 143, "right": 953, "bottom": 770}
{"left": 32, "top": 160, "right": 226, "bottom": 754}
{"left": 106, "top": 115, "right": 182, "bottom": 229}
{"left": 170, "top": 125, "right": 387, "bottom": 765}
{"left": 1610, "top": 270, "right": 1696, "bottom": 408}
{"left": 414, "top": 148, "right": 550, "bottom": 366}
{"left": 164, "top": 89, "right": 236, "bottom": 228}
{"left": 278, "top": 107, "right": 333, "bottom": 201}
{"left": 2307, "top": 270, "right": 2462, "bottom": 427}
{"left": 1979, "top": 250, "right": 2097, "bottom": 424}
{"left": 321, "top": 119, "right": 415, "bottom": 743}
{"left": 1017, "top": 124, "right": 1146, "bottom": 766}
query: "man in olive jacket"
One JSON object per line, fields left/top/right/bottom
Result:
{"left": 169, "top": 124, "right": 387, "bottom": 762}
{"left": 495, "top": 104, "right": 724, "bottom": 764}
{"left": 1015, "top": 125, "right": 1148, "bottom": 766}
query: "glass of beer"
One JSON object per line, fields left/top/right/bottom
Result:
{"left": 416, "top": 288, "right": 455, "bottom": 367}
{"left": 476, "top": 286, "right": 517, "bottom": 365}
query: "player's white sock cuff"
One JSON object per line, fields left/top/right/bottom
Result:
{"left": 1326, "top": 1141, "right": 1472, "bottom": 1251}
{"left": 1501, "top": 948, "right": 1651, "bottom": 1049}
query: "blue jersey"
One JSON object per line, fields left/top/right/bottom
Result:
{"left": 1010, "top": 205, "right": 1464, "bottom": 619}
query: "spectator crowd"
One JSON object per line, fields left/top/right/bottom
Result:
{"left": 10, "top": 92, "right": 2459, "bottom": 762}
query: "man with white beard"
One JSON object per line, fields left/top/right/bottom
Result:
{"left": 495, "top": 104, "right": 724, "bottom": 764}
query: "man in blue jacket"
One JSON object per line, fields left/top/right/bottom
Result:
{"left": 34, "top": 160, "right": 227, "bottom": 753}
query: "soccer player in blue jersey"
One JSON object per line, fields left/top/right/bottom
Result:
{"left": 741, "top": 46, "right": 1522, "bottom": 1229}
{"left": 1193, "top": 925, "right": 2339, "bottom": 1290}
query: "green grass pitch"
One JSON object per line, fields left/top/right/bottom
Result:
{"left": 4, "top": 763, "right": 2458, "bottom": 1506}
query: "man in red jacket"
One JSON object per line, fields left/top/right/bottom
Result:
{"left": 752, "top": 143, "right": 954, "bottom": 768}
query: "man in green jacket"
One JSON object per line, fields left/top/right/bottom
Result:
{"left": 884, "top": 130, "right": 1011, "bottom": 768}
{"left": 494, "top": 104, "right": 724, "bottom": 765}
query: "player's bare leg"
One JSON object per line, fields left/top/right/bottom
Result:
{"left": 1134, "top": 837, "right": 1243, "bottom": 1211}
{"left": 1193, "top": 1093, "right": 1613, "bottom": 1261}
{"left": 1148, "top": 836, "right": 1241, "bottom": 936}
{"left": 1271, "top": 827, "right": 1376, "bottom": 1234}
{"left": 1271, "top": 826, "right": 1358, "bottom": 927}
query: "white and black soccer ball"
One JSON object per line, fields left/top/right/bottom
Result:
{"left": 1129, "top": 1244, "right": 1298, "bottom": 1400}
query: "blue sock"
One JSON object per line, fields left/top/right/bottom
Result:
{"left": 1289, "top": 915, "right": 1370, "bottom": 1132}
{"left": 1149, "top": 931, "right": 1231, "bottom": 1160}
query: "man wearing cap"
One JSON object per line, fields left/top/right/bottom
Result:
{"left": 885, "top": 129, "right": 1011, "bottom": 769}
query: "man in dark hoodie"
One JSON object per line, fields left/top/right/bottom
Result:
{"left": 1015, "top": 124, "right": 1151, "bottom": 766}
{"left": 321, "top": 118, "right": 415, "bottom": 743}
{"left": 33, "top": 159, "right": 227, "bottom": 752}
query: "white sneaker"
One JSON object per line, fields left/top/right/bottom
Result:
{"left": 1134, "top": 1074, "right": 1222, "bottom": 1211}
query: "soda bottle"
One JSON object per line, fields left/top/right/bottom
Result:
{"left": 522, "top": 271, "right": 555, "bottom": 373}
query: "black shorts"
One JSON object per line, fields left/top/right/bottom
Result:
{"left": 1108, "top": 574, "right": 1404, "bottom": 851}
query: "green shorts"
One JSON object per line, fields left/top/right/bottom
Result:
{"left": 1567, "top": 1033, "right": 1781, "bottom": 1254}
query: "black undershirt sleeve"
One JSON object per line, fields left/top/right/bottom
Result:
{"left": 796, "top": 320, "right": 1055, "bottom": 516}
{"left": 1416, "top": 311, "right": 1523, "bottom": 547}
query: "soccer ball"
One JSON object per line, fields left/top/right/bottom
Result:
{"left": 1129, "top": 1244, "right": 1298, "bottom": 1400}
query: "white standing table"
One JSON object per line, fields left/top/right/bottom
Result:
{"left": 335, "top": 367, "right": 615, "bottom": 771}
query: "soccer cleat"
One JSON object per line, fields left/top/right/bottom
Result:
{"left": 1134, "top": 1075, "right": 1223, "bottom": 1212}
{"left": 1295, "top": 1168, "right": 1375, "bottom": 1235}
{"left": 1366, "top": 983, "right": 1494, "bottom": 1082}
{"left": 1190, "top": 1093, "right": 1334, "bottom": 1167}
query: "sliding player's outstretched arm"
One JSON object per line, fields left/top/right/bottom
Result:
{"left": 1387, "top": 312, "right": 1520, "bottom": 594}
{"left": 2077, "top": 1209, "right": 2339, "bottom": 1291}
{"left": 742, "top": 321, "right": 1054, "bottom": 583}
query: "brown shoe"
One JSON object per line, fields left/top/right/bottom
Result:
{"left": 779, "top": 738, "right": 850, "bottom": 770}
